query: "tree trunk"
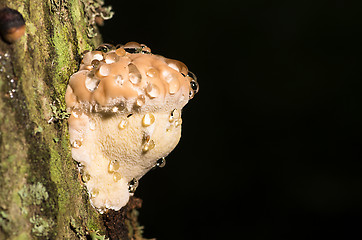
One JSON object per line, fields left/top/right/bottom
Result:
{"left": 0, "top": 1, "right": 144, "bottom": 239}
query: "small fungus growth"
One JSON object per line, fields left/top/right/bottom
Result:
{"left": 66, "top": 42, "right": 198, "bottom": 212}
{"left": 0, "top": 7, "right": 25, "bottom": 44}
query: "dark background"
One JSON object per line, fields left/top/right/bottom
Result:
{"left": 101, "top": 1, "right": 362, "bottom": 239}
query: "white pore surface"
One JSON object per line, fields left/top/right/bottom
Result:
{"left": 69, "top": 110, "right": 182, "bottom": 212}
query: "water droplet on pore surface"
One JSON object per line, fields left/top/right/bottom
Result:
{"left": 142, "top": 139, "right": 155, "bottom": 152}
{"left": 113, "top": 172, "right": 122, "bottom": 182}
{"left": 85, "top": 76, "right": 100, "bottom": 92}
{"left": 142, "top": 113, "right": 155, "bottom": 127}
{"left": 128, "top": 63, "right": 142, "bottom": 84}
{"left": 108, "top": 160, "right": 120, "bottom": 173}
{"left": 156, "top": 157, "right": 166, "bottom": 168}
{"left": 146, "top": 83, "right": 160, "bottom": 98}
{"left": 128, "top": 178, "right": 139, "bottom": 193}
{"left": 72, "top": 140, "right": 82, "bottom": 148}
{"left": 169, "top": 109, "right": 180, "bottom": 122}
{"left": 118, "top": 119, "right": 128, "bottom": 129}
{"left": 82, "top": 172, "right": 91, "bottom": 182}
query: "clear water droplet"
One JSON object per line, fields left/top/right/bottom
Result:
{"left": 98, "top": 64, "right": 110, "bottom": 77}
{"left": 128, "top": 63, "right": 142, "bottom": 84}
{"left": 123, "top": 42, "right": 142, "bottom": 53}
{"left": 85, "top": 76, "right": 100, "bottom": 92}
{"left": 105, "top": 52, "right": 119, "bottom": 64}
{"left": 115, "top": 47, "right": 126, "bottom": 56}
{"left": 128, "top": 178, "right": 139, "bottom": 193}
{"left": 188, "top": 71, "right": 199, "bottom": 99}
{"left": 96, "top": 43, "right": 115, "bottom": 52}
{"left": 146, "top": 68, "right": 158, "bottom": 78}
{"left": 108, "top": 160, "right": 120, "bottom": 173}
{"left": 142, "top": 139, "right": 155, "bottom": 152}
{"left": 82, "top": 172, "right": 91, "bottom": 182}
{"left": 91, "top": 59, "right": 101, "bottom": 68}
{"left": 169, "top": 109, "right": 180, "bottom": 122}
{"left": 146, "top": 83, "right": 160, "bottom": 98}
{"left": 141, "top": 44, "right": 151, "bottom": 54}
{"left": 142, "top": 113, "right": 155, "bottom": 127}
{"left": 136, "top": 95, "right": 145, "bottom": 107}
{"left": 156, "top": 157, "right": 166, "bottom": 168}
{"left": 113, "top": 172, "right": 122, "bottom": 182}
{"left": 72, "top": 140, "right": 82, "bottom": 148}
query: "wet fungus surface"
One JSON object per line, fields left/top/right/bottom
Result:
{"left": 65, "top": 42, "right": 198, "bottom": 212}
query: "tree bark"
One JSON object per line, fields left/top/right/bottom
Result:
{"left": 0, "top": 1, "right": 144, "bottom": 239}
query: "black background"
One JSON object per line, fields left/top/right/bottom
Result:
{"left": 101, "top": 1, "right": 362, "bottom": 239}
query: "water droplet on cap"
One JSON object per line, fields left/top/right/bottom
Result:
{"left": 91, "top": 59, "right": 101, "bottom": 68}
{"left": 123, "top": 42, "right": 142, "bottom": 53}
{"left": 98, "top": 64, "right": 110, "bottom": 77}
{"left": 115, "top": 47, "right": 126, "bottom": 56}
{"left": 105, "top": 52, "right": 119, "bottom": 64}
{"left": 146, "top": 83, "right": 160, "bottom": 98}
{"left": 96, "top": 43, "right": 115, "bottom": 52}
{"left": 85, "top": 76, "right": 100, "bottom": 92}
{"left": 128, "top": 63, "right": 142, "bottom": 84}
{"left": 146, "top": 68, "right": 158, "bottom": 78}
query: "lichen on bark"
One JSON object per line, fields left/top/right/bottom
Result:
{"left": 0, "top": 1, "right": 144, "bottom": 239}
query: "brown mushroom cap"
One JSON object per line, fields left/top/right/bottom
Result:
{"left": 66, "top": 43, "right": 198, "bottom": 114}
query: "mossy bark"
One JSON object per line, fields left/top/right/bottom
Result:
{"left": 0, "top": 1, "right": 143, "bottom": 239}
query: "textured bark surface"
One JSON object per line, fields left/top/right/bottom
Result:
{"left": 0, "top": 1, "right": 144, "bottom": 239}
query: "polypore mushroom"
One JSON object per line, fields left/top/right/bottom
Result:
{"left": 65, "top": 42, "right": 198, "bottom": 212}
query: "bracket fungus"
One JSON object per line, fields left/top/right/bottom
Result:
{"left": 65, "top": 42, "right": 199, "bottom": 212}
